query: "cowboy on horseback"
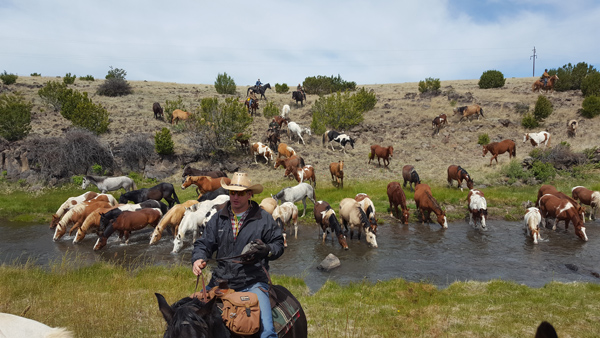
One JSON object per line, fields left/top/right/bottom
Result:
{"left": 541, "top": 69, "right": 550, "bottom": 87}
{"left": 256, "top": 78, "right": 262, "bottom": 87}
{"left": 247, "top": 89, "right": 258, "bottom": 109}
{"left": 297, "top": 83, "right": 304, "bottom": 95}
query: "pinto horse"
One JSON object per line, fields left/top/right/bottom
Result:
{"left": 251, "top": 142, "right": 275, "bottom": 165}
{"left": 339, "top": 198, "right": 377, "bottom": 247}
{"left": 414, "top": 183, "right": 448, "bottom": 229}
{"left": 532, "top": 74, "right": 559, "bottom": 93}
{"left": 523, "top": 131, "right": 551, "bottom": 148}
{"left": 277, "top": 143, "right": 296, "bottom": 159}
{"left": 355, "top": 193, "right": 377, "bottom": 227}
{"left": 447, "top": 165, "right": 474, "bottom": 191}
{"left": 453, "top": 104, "right": 484, "bottom": 123}
{"left": 387, "top": 181, "right": 410, "bottom": 224}
{"left": 94, "top": 208, "right": 163, "bottom": 250}
{"left": 172, "top": 195, "right": 229, "bottom": 252}
{"left": 432, "top": 113, "right": 448, "bottom": 136}
{"left": 118, "top": 182, "right": 180, "bottom": 208}
{"left": 329, "top": 160, "right": 344, "bottom": 188}
{"left": 273, "top": 202, "right": 299, "bottom": 247}
{"left": 567, "top": 119, "right": 578, "bottom": 138}
{"left": 536, "top": 184, "right": 586, "bottom": 222}
{"left": 572, "top": 186, "right": 600, "bottom": 220}
{"left": 182, "top": 175, "right": 232, "bottom": 195}
{"left": 402, "top": 165, "right": 421, "bottom": 192}
{"left": 524, "top": 207, "right": 543, "bottom": 244}
{"left": 368, "top": 145, "right": 393, "bottom": 167}
{"left": 482, "top": 139, "right": 516, "bottom": 165}
{"left": 322, "top": 130, "right": 355, "bottom": 154}
{"left": 313, "top": 200, "right": 348, "bottom": 249}
{"left": 538, "top": 193, "right": 587, "bottom": 241}
{"left": 467, "top": 189, "right": 487, "bottom": 230}
{"left": 285, "top": 165, "right": 316, "bottom": 187}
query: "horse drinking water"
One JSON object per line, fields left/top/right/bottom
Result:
{"left": 467, "top": 189, "right": 487, "bottom": 230}
{"left": 313, "top": 200, "right": 348, "bottom": 249}
{"left": 414, "top": 183, "right": 448, "bottom": 229}
{"left": 387, "top": 181, "right": 410, "bottom": 224}
{"left": 339, "top": 198, "right": 378, "bottom": 247}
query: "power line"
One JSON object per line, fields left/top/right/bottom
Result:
{"left": 530, "top": 46, "right": 537, "bottom": 77}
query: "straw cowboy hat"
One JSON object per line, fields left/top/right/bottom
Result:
{"left": 221, "top": 172, "right": 263, "bottom": 194}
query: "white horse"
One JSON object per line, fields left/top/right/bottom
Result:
{"left": 524, "top": 207, "right": 543, "bottom": 244}
{"left": 523, "top": 131, "right": 551, "bottom": 148}
{"left": 272, "top": 202, "right": 299, "bottom": 247}
{"left": 281, "top": 104, "right": 291, "bottom": 118}
{"left": 172, "top": 195, "right": 229, "bottom": 253}
{"left": 287, "top": 121, "right": 311, "bottom": 145}
{"left": 0, "top": 312, "right": 74, "bottom": 337}
{"left": 339, "top": 198, "right": 377, "bottom": 248}
{"left": 271, "top": 182, "right": 316, "bottom": 217}
{"left": 467, "top": 189, "right": 487, "bottom": 230}
{"left": 81, "top": 175, "right": 137, "bottom": 193}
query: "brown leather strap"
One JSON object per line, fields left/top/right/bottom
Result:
{"left": 195, "top": 270, "right": 208, "bottom": 303}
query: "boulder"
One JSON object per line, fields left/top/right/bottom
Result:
{"left": 317, "top": 253, "right": 341, "bottom": 272}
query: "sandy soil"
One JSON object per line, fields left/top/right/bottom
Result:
{"left": 5, "top": 76, "right": 591, "bottom": 189}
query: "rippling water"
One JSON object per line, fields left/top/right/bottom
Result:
{"left": 1, "top": 218, "right": 599, "bottom": 292}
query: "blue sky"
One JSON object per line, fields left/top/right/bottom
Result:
{"left": 1, "top": 0, "right": 598, "bottom": 86}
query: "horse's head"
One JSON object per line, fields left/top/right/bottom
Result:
{"left": 81, "top": 177, "right": 90, "bottom": 189}
{"left": 93, "top": 237, "right": 108, "bottom": 251}
{"left": 437, "top": 211, "right": 448, "bottom": 229}
{"left": 118, "top": 195, "right": 128, "bottom": 204}
{"left": 156, "top": 294, "right": 218, "bottom": 338}
{"left": 388, "top": 146, "right": 394, "bottom": 157}
{"left": 365, "top": 228, "right": 378, "bottom": 248}
{"left": 181, "top": 176, "right": 192, "bottom": 190}
{"left": 482, "top": 145, "right": 489, "bottom": 157}
{"left": 401, "top": 208, "right": 410, "bottom": 225}
{"left": 574, "top": 221, "right": 588, "bottom": 242}
{"left": 466, "top": 177, "right": 474, "bottom": 190}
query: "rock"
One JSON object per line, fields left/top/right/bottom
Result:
{"left": 317, "top": 253, "right": 341, "bottom": 271}
{"left": 565, "top": 263, "right": 578, "bottom": 272}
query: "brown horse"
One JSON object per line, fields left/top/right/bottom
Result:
{"left": 387, "top": 181, "right": 410, "bottom": 224}
{"left": 234, "top": 133, "right": 250, "bottom": 154}
{"left": 313, "top": 200, "right": 348, "bottom": 249}
{"left": 368, "top": 145, "right": 393, "bottom": 168}
{"left": 532, "top": 74, "right": 559, "bottom": 93}
{"left": 536, "top": 185, "right": 586, "bottom": 222}
{"left": 245, "top": 99, "right": 259, "bottom": 116}
{"left": 94, "top": 208, "right": 163, "bottom": 250}
{"left": 572, "top": 186, "right": 600, "bottom": 220}
{"left": 266, "top": 131, "right": 280, "bottom": 151}
{"left": 182, "top": 176, "right": 232, "bottom": 195}
{"left": 482, "top": 139, "right": 516, "bottom": 165}
{"left": 414, "top": 183, "right": 448, "bottom": 228}
{"left": 432, "top": 113, "right": 447, "bottom": 136}
{"left": 273, "top": 115, "right": 290, "bottom": 128}
{"left": 53, "top": 200, "right": 113, "bottom": 241}
{"left": 538, "top": 193, "right": 587, "bottom": 241}
{"left": 274, "top": 155, "right": 305, "bottom": 172}
{"left": 329, "top": 161, "right": 344, "bottom": 188}
{"left": 153, "top": 102, "right": 164, "bottom": 120}
{"left": 453, "top": 104, "right": 484, "bottom": 123}
{"left": 402, "top": 165, "right": 421, "bottom": 192}
{"left": 171, "top": 109, "right": 191, "bottom": 125}
{"left": 447, "top": 165, "right": 474, "bottom": 191}
{"left": 285, "top": 165, "right": 316, "bottom": 187}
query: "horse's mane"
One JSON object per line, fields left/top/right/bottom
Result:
{"left": 165, "top": 297, "right": 212, "bottom": 338}
{"left": 357, "top": 206, "right": 369, "bottom": 228}
{"left": 411, "top": 170, "right": 420, "bottom": 183}
{"left": 327, "top": 212, "right": 344, "bottom": 236}
{"left": 59, "top": 203, "right": 87, "bottom": 226}
{"left": 425, "top": 190, "right": 442, "bottom": 212}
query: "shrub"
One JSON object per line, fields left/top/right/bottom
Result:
{"left": 418, "top": 77, "right": 441, "bottom": 93}
{"left": 105, "top": 66, "right": 127, "bottom": 80}
{"left": 275, "top": 83, "right": 289, "bottom": 93}
{"left": 97, "top": 77, "right": 132, "bottom": 96}
{"left": 310, "top": 91, "right": 365, "bottom": 135}
{"left": 477, "top": 133, "right": 490, "bottom": 145}
{"left": 262, "top": 100, "right": 279, "bottom": 119}
{"left": 521, "top": 113, "right": 539, "bottom": 129}
{"left": 0, "top": 71, "right": 18, "bottom": 85}
{"left": 501, "top": 160, "right": 532, "bottom": 184}
{"left": 478, "top": 70, "right": 505, "bottom": 89}
{"left": 155, "top": 128, "right": 174, "bottom": 155}
{"left": 530, "top": 161, "right": 556, "bottom": 182}
{"left": 533, "top": 95, "right": 553, "bottom": 121}
{"left": 214, "top": 72, "right": 236, "bottom": 95}
{"left": 79, "top": 75, "right": 95, "bottom": 81}
{"left": 69, "top": 98, "right": 110, "bottom": 134}
{"left": 0, "top": 93, "right": 32, "bottom": 141}
{"left": 581, "top": 72, "right": 600, "bottom": 97}
{"left": 352, "top": 87, "right": 377, "bottom": 112}
{"left": 38, "top": 81, "right": 69, "bottom": 112}
{"left": 553, "top": 62, "right": 597, "bottom": 92}
{"left": 71, "top": 175, "right": 83, "bottom": 186}
{"left": 164, "top": 95, "right": 187, "bottom": 123}
{"left": 119, "top": 134, "right": 154, "bottom": 171}
{"left": 581, "top": 96, "right": 600, "bottom": 118}
{"left": 303, "top": 74, "right": 356, "bottom": 95}
{"left": 92, "top": 164, "right": 103, "bottom": 175}
{"left": 30, "top": 73, "right": 41, "bottom": 77}
{"left": 63, "top": 73, "right": 76, "bottom": 85}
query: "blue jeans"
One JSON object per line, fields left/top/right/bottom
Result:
{"left": 238, "top": 282, "right": 277, "bottom": 338}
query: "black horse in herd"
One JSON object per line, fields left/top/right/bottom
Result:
{"left": 247, "top": 83, "right": 272, "bottom": 100}
{"left": 292, "top": 91, "right": 306, "bottom": 106}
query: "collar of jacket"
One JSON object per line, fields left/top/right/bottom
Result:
{"left": 217, "top": 200, "right": 263, "bottom": 222}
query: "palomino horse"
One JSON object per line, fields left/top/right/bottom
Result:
{"left": 414, "top": 183, "right": 448, "bottom": 229}
{"left": 156, "top": 284, "right": 307, "bottom": 338}
{"left": 245, "top": 98, "right": 259, "bottom": 116}
{"left": 524, "top": 207, "right": 543, "bottom": 244}
{"left": 355, "top": 193, "right": 377, "bottom": 227}
{"left": 277, "top": 143, "right": 296, "bottom": 159}
{"left": 523, "top": 131, "right": 551, "bottom": 148}
{"left": 532, "top": 74, "right": 559, "bottom": 93}
{"left": 368, "top": 145, "right": 393, "bottom": 168}
{"left": 50, "top": 191, "right": 115, "bottom": 228}
{"left": 73, "top": 205, "right": 116, "bottom": 243}
{"left": 247, "top": 83, "right": 271, "bottom": 100}
{"left": 0, "top": 313, "right": 74, "bottom": 338}
{"left": 171, "top": 109, "right": 191, "bottom": 125}
{"left": 82, "top": 175, "right": 136, "bottom": 193}
{"left": 329, "top": 160, "right": 344, "bottom": 188}
{"left": 432, "top": 113, "right": 447, "bottom": 136}
{"left": 572, "top": 186, "right": 600, "bottom": 220}
{"left": 94, "top": 208, "right": 163, "bottom": 250}
{"left": 482, "top": 139, "right": 516, "bottom": 165}
{"left": 402, "top": 165, "right": 421, "bottom": 192}
{"left": 272, "top": 202, "right": 299, "bottom": 247}
{"left": 182, "top": 175, "right": 232, "bottom": 195}
{"left": 149, "top": 200, "right": 199, "bottom": 244}
{"left": 287, "top": 121, "right": 311, "bottom": 145}
{"left": 387, "top": 181, "right": 410, "bottom": 224}
{"left": 259, "top": 197, "right": 278, "bottom": 215}
{"left": 538, "top": 193, "right": 587, "bottom": 241}
{"left": 339, "top": 198, "right": 378, "bottom": 247}
{"left": 172, "top": 195, "right": 229, "bottom": 253}
{"left": 53, "top": 200, "right": 113, "bottom": 241}
{"left": 453, "top": 104, "right": 484, "bottom": 123}
{"left": 272, "top": 182, "right": 316, "bottom": 217}
{"left": 119, "top": 182, "right": 180, "bottom": 208}
{"left": 536, "top": 184, "right": 586, "bottom": 222}
{"left": 467, "top": 189, "right": 487, "bottom": 230}
{"left": 313, "top": 200, "right": 348, "bottom": 249}
{"left": 285, "top": 165, "right": 316, "bottom": 187}
{"left": 447, "top": 165, "right": 474, "bottom": 192}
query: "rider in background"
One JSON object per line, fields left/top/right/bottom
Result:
{"left": 247, "top": 89, "right": 257, "bottom": 108}
{"left": 256, "top": 78, "right": 262, "bottom": 87}
{"left": 541, "top": 69, "right": 550, "bottom": 86}
{"left": 297, "top": 83, "right": 304, "bottom": 94}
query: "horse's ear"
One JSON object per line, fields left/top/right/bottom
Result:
{"left": 155, "top": 293, "right": 174, "bottom": 323}
{"left": 195, "top": 297, "right": 217, "bottom": 317}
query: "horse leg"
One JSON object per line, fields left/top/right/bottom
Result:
{"left": 301, "top": 198, "right": 307, "bottom": 217}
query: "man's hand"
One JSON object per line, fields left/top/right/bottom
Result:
{"left": 238, "top": 239, "right": 270, "bottom": 264}
{"left": 252, "top": 239, "right": 270, "bottom": 259}
{"left": 193, "top": 259, "right": 207, "bottom": 276}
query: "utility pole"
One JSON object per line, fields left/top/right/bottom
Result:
{"left": 530, "top": 47, "right": 537, "bottom": 77}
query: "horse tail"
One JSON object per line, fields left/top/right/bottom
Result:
{"left": 479, "top": 107, "right": 484, "bottom": 117}
{"left": 172, "top": 189, "right": 180, "bottom": 205}
{"left": 512, "top": 145, "right": 516, "bottom": 157}
{"left": 322, "top": 132, "right": 327, "bottom": 147}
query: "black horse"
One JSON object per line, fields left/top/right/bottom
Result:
{"left": 247, "top": 83, "right": 271, "bottom": 100}
{"left": 156, "top": 284, "right": 307, "bottom": 338}
{"left": 153, "top": 102, "right": 164, "bottom": 120}
{"left": 118, "top": 183, "right": 180, "bottom": 208}
{"left": 292, "top": 91, "right": 306, "bottom": 106}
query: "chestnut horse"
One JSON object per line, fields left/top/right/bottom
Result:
{"left": 234, "top": 133, "right": 250, "bottom": 154}
{"left": 453, "top": 104, "right": 484, "bottom": 123}
{"left": 572, "top": 186, "right": 600, "bottom": 220}
{"left": 368, "top": 145, "right": 393, "bottom": 168}
{"left": 313, "top": 200, "right": 348, "bottom": 249}
{"left": 482, "top": 139, "right": 516, "bottom": 165}
{"left": 277, "top": 143, "right": 296, "bottom": 159}
{"left": 273, "top": 115, "right": 290, "bottom": 128}
{"left": 402, "top": 165, "right": 421, "bottom": 192}
{"left": 94, "top": 208, "right": 163, "bottom": 250}
{"left": 387, "top": 181, "right": 410, "bottom": 224}
{"left": 274, "top": 155, "right": 305, "bottom": 172}
{"left": 50, "top": 191, "right": 114, "bottom": 228}
{"left": 53, "top": 200, "right": 113, "bottom": 241}
{"left": 171, "top": 109, "right": 191, "bottom": 125}
{"left": 329, "top": 161, "right": 344, "bottom": 188}
{"left": 532, "top": 74, "right": 559, "bottom": 93}
{"left": 182, "top": 176, "right": 232, "bottom": 195}
{"left": 414, "top": 183, "right": 448, "bottom": 229}
{"left": 447, "top": 165, "right": 474, "bottom": 192}
{"left": 538, "top": 193, "right": 587, "bottom": 241}
{"left": 536, "top": 185, "right": 586, "bottom": 223}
